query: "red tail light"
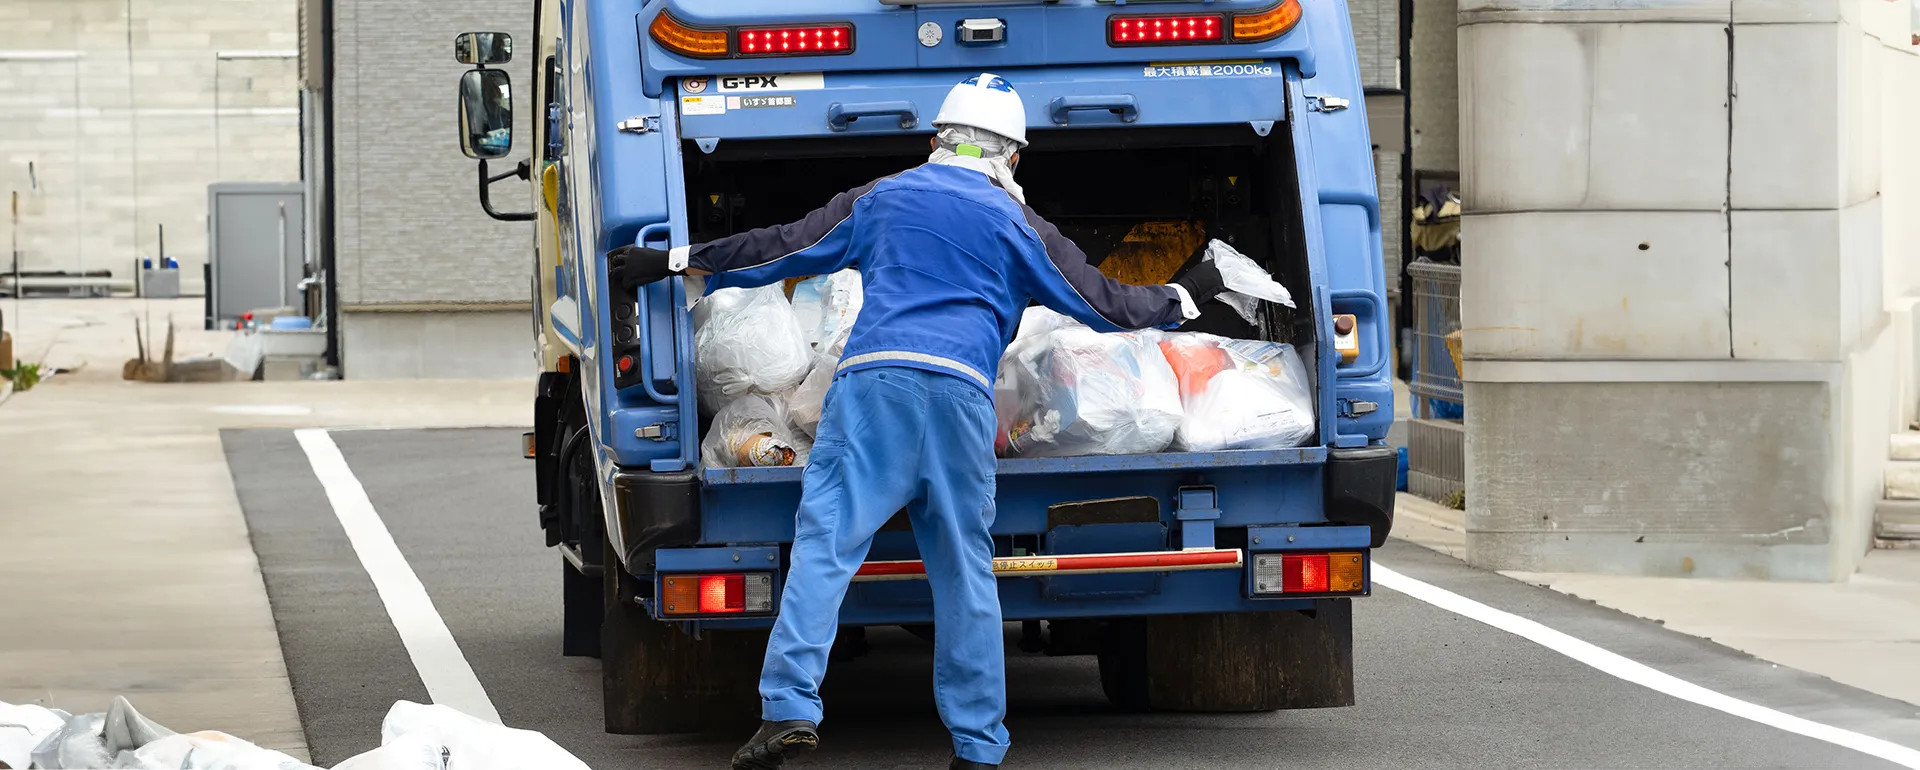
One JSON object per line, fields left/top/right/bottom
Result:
{"left": 699, "top": 574, "right": 746, "bottom": 613}
{"left": 648, "top": 12, "right": 856, "bottom": 58}
{"left": 739, "top": 24, "right": 853, "bottom": 56}
{"left": 661, "top": 572, "right": 776, "bottom": 615}
{"left": 1282, "top": 554, "right": 1329, "bottom": 593}
{"left": 1107, "top": 0, "right": 1303, "bottom": 47}
{"left": 1109, "top": 14, "right": 1224, "bottom": 46}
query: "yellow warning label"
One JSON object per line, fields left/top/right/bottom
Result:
{"left": 996, "top": 558, "right": 1059, "bottom": 573}
{"left": 1227, "top": 176, "right": 1239, "bottom": 187}
{"left": 709, "top": 194, "right": 721, "bottom": 205}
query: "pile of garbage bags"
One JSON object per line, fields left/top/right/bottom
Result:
{"left": 690, "top": 240, "right": 1313, "bottom": 466}
{"left": 693, "top": 270, "right": 865, "bottom": 468}
{"left": 0, "top": 698, "right": 589, "bottom": 770}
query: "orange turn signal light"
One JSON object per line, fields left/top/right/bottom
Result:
{"left": 1328, "top": 551, "right": 1365, "bottom": 593}
{"left": 1233, "top": 0, "right": 1304, "bottom": 43}
{"left": 650, "top": 12, "right": 729, "bottom": 59}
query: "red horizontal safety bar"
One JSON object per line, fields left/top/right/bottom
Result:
{"left": 851, "top": 548, "right": 1244, "bottom": 583}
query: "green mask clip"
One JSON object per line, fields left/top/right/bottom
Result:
{"left": 955, "top": 144, "right": 983, "bottom": 158}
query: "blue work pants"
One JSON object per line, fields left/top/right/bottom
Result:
{"left": 757, "top": 366, "right": 1011, "bottom": 765}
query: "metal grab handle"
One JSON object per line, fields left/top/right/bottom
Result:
{"left": 630, "top": 223, "right": 679, "bottom": 404}
{"left": 827, "top": 101, "right": 917, "bottom": 132}
{"left": 1048, "top": 95, "right": 1138, "bottom": 125}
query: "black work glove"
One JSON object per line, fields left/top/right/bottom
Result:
{"left": 1172, "top": 260, "right": 1228, "bottom": 305}
{"left": 606, "top": 246, "right": 678, "bottom": 291}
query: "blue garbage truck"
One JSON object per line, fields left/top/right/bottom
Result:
{"left": 451, "top": 0, "right": 1395, "bottom": 734}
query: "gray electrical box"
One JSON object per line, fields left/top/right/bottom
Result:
{"left": 208, "top": 183, "right": 305, "bottom": 328}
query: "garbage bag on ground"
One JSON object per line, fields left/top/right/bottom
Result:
{"left": 1200, "top": 239, "right": 1296, "bottom": 325}
{"left": 994, "top": 325, "right": 1182, "bottom": 458}
{"left": 788, "top": 270, "right": 863, "bottom": 351}
{"left": 1159, "top": 333, "right": 1315, "bottom": 451}
{"left": 701, "top": 393, "right": 811, "bottom": 468}
{"left": 0, "top": 702, "right": 64, "bottom": 770}
{"left": 371, "top": 701, "right": 589, "bottom": 770}
{"left": 28, "top": 712, "right": 110, "bottom": 770}
{"left": 693, "top": 285, "right": 812, "bottom": 415}
{"left": 113, "top": 731, "right": 315, "bottom": 770}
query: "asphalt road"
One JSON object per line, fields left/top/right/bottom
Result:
{"left": 225, "top": 428, "right": 1920, "bottom": 769}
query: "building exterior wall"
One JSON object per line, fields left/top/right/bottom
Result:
{"left": 1458, "top": 0, "right": 1920, "bottom": 581}
{"left": 0, "top": 0, "right": 298, "bottom": 293}
{"left": 1410, "top": 0, "right": 1459, "bottom": 174}
{"left": 324, "top": 0, "right": 535, "bottom": 378}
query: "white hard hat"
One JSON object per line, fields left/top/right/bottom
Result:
{"left": 932, "top": 72, "right": 1028, "bottom": 147}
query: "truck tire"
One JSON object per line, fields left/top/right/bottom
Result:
{"left": 601, "top": 540, "right": 769, "bottom": 735}
{"left": 561, "top": 555, "right": 602, "bottom": 658}
{"left": 560, "top": 443, "right": 603, "bottom": 658}
{"left": 1097, "top": 600, "right": 1354, "bottom": 712}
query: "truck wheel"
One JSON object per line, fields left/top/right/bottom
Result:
{"left": 1097, "top": 601, "right": 1354, "bottom": 712}
{"left": 601, "top": 541, "right": 769, "bottom": 735}
{"left": 561, "top": 555, "right": 603, "bottom": 658}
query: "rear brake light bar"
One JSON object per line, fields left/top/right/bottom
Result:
{"left": 651, "top": 11, "right": 855, "bottom": 59}
{"left": 1107, "top": 0, "right": 1302, "bottom": 47}
{"left": 853, "top": 548, "right": 1243, "bottom": 582}
{"left": 661, "top": 572, "right": 776, "bottom": 615}
{"left": 1252, "top": 551, "right": 1365, "bottom": 595}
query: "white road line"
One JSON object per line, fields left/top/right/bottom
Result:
{"left": 1373, "top": 564, "right": 1920, "bottom": 769}
{"left": 295, "top": 428, "right": 504, "bottom": 725}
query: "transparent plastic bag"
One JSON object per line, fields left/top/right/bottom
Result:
{"left": 1201, "top": 239, "right": 1295, "bottom": 325}
{"left": 701, "top": 393, "right": 811, "bottom": 468}
{"left": 1159, "top": 333, "right": 1315, "bottom": 451}
{"left": 113, "top": 731, "right": 316, "bottom": 770}
{"left": 693, "top": 285, "right": 813, "bottom": 415}
{"left": 790, "top": 270, "right": 863, "bottom": 351}
{"left": 29, "top": 712, "right": 110, "bottom": 770}
{"left": 786, "top": 329, "right": 848, "bottom": 439}
{"left": 995, "top": 327, "right": 1182, "bottom": 458}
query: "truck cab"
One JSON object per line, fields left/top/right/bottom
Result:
{"left": 454, "top": 0, "right": 1395, "bottom": 734}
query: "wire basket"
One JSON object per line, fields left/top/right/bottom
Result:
{"left": 1407, "top": 260, "right": 1462, "bottom": 419}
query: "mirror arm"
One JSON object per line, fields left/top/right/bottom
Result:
{"left": 478, "top": 158, "right": 536, "bottom": 222}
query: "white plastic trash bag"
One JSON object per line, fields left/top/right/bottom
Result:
{"left": 1159, "top": 333, "right": 1315, "bottom": 451}
{"left": 693, "top": 285, "right": 812, "bottom": 415}
{"left": 1201, "top": 239, "right": 1295, "bottom": 324}
{"left": 328, "top": 736, "right": 446, "bottom": 770}
{"left": 0, "top": 702, "right": 64, "bottom": 770}
{"left": 994, "top": 326, "right": 1182, "bottom": 458}
{"left": 702, "top": 393, "right": 811, "bottom": 468}
{"left": 375, "top": 701, "right": 590, "bottom": 770}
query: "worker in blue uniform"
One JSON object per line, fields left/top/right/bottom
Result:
{"left": 606, "top": 73, "right": 1229, "bottom": 770}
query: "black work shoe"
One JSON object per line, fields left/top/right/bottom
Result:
{"left": 730, "top": 720, "right": 819, "bottom": 769}
{"left": 950, "top": 758, "right": 998, "bottom": 769}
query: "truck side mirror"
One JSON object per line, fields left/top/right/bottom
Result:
{"left": 455, "top": 32, "right": 513, "bottom": 65}
{"left": 458, "top": 69, "right": 514, "bottom": 160}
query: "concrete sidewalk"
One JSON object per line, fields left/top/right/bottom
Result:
{"left": 1390, "top": 493, "right": 1920, "bottom": 708}
{"left": 0, "top": 377, "right": 529, "bottom": 761}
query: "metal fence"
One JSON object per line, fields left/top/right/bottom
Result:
{"left": 1407, "top": 260, "right": 1462, "bottom": 419}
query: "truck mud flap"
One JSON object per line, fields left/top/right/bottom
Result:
{"left": 610, "top": 470, "right": 701, "bottom": 572}
{"left": 1325, "top": 445, "right": 1396, "bottom": 548}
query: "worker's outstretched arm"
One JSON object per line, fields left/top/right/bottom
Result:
{"left": 1013, "top": 205, "right": 1205, "bottom": 332}
{"left": 605, "top": 176, "right": 890, "bottom": 293}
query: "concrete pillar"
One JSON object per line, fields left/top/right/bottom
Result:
{"left": 1457, "top": 0, "right": 1920, "bottom": 580}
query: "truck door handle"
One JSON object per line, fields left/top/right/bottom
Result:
{"left": 827, "top": 101, "right": 917, "bottom": 131}
{"left": 1049, "top": 95, "right": 1138, "bottom": 125}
